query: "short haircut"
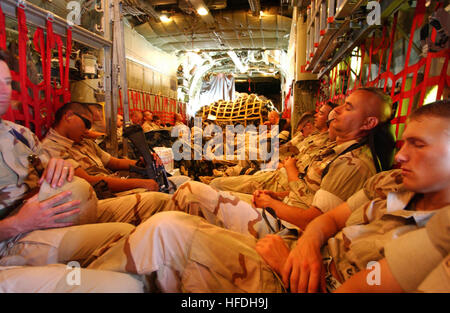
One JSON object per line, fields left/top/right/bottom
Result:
{"left": 355, "top": 87, "right": 393, "bottom": 122}
{"left": 53, "top": 102, "right": 92, "bottom": 127}
{"left": 326, "top": 101, "right": 338, "bottom": 109}
{"left": 297, "top": 111, "right": 314, "bottom": 125}
{"left": 409, "top": 99, "right": 450, "bottom": 121}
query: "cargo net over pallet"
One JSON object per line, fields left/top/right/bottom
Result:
{"left": 200, "top": 93, "right": 277, "bottom": 127}
{"left": 315, "top": 0, "right": 449, "bottom": 145}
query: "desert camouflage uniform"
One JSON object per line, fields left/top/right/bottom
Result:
{"left": 383, "top": 206, "right": 450, "bottom": 292}
{"left": 88, "top": 169, "right": 447, "bottom": 293}
{"left": 87, "top": 211, "right": 287, "bottom": 293}
{"left": 142, "top": 121, "right": 161, "bottom": 133}
{"left": 209, "top": 131, "right": 330, "bottom": 194}
{"left": 325, "top": 169, "right": 448, "bottom": 291}
{"left": 0, "top": 119, "right": 146, "bottom": 292}
{"left": 42, "top": 128, "right": 189, "bottom": 190}
{"left": 156, "top": 138, "right": 375, "bottom": 239}
{"left": 280, "top": 131, "right": 320, "bottom": 161}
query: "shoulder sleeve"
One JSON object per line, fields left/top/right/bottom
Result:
{"left": 41, "top": 138, "right": 80, "bottom": 169}
{"left": 385, "top": 207, "right": 449, "bottom": 292}
{"left": 360, "top": 169, "right": 403, "bottom": 201}
{"left": 92, "top": 141, "right": 112, "bottom": 166}
{"left": 315, "top": 155, "right": 375, "bottom": 212}
{"left": 385, "top": 228, "right": 443, "bottom": 292}
{"left": 426, "top": 206, "right": 450, "bottom": 257}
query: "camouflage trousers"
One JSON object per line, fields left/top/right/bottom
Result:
{"left": 0, "top": 265, "right": 143, "bottom": 292}
{"left": 167, "top": 181, "right": 297, "bottom": 239}
{"left": 0, "top": 178, "right": 173, "bottom": 292}
{"left": 85, "top": 181, "right": 297, "bottom": 292}
{"left": 88, "top": 211, "right": 286, "bottom": 293}
{"left": 210, "top": 169, "right": 289, "bottom": 195}
{"left": 0, "top": 221, "right": 144, "bottom": 292}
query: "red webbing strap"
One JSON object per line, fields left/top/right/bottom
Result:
{"left": 132, "top": 90, "right": 137, "bottom": 111}
{"left": 142, "top": 92, "right": 147, "bottom": 110}
{"left": 31, "top": 27, "right": 46, "bottom": 137}
{"left": 138, "top": 92, "right": 142, "bottom": 111}
{"left": 17, "top": 6, "right": 30, "bottom": 128}
{"left": 1, "top": 5, "right": 12, "bottom": 121}
{"left": 137, "top": 91, "right": 141, "bottom": 111}
{"left": 118, "top": 89, "right": 123, "bottom": 115}
{"left": 366, "top": 25, "right": 387, "bottom": 87}
{"left": 282, "top": 86, "right": 292, "bottom": 119}
{"left": 149, "top": 93, "right": 153, "bottom": 112}
{"left": 358, "top": 45, "right": 365, "bottom": 88}
{"left": 418, "top": 27, "right": 436, "bottom": 107}
{"left": 53, "top": 34, "right": 65, "bottom": 113}
{"left": 171, "top": 98, "right": 176, "bottom": 121}
{"left": 130, "top": 90, "right": 136, "bottom": 111}
{"left": 133, "top": 91, "right": 138, "bottom": 111}
{"left": 64, "top": 26, "right": 72, "bottom": 103}
{"left": 45, "top": 18, "right": 55, "bottom": 129}
{"left": 367, "top": 37, "right": 374, "bottom": 86}
{"left": 163, "top": 97, "right": 168, "bottom": 124}
{"left": 127, "top": 90, "right": 132, "bottom": 111}
{"left": 0, "top": 5, "right": 6, "bottom": 50}
{"left": 55, "top": 35, "right": 64, "bottom": 87}
{"left": 154, "top": 94, "right": 160, "bottom": 117}
{"left": 435, "top": 48, "right": 449, "bottom": 100}
{"left": 33, "top": 28, "right": 44, "bottom": 55}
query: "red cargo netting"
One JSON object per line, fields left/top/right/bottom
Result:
{"left": 118, "top": 88, "right": 185, "bottom": 126}
{"left": 1, "top": 5, "right": 72, "bottom": 139}
{"left": 316, "top": 0, "right": 449, "bottom": 142}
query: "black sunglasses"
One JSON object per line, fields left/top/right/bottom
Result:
{"left": 73, "top": 112, "right": 92, "bottom": 130}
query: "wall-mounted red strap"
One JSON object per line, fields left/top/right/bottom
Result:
{"left": 64, "top": 26, "right": 72, "bottom": 103}
{"left": 0, "top": 5, "right": 6, "bottom": 50}
{"left": 395, "top": 0, "right": 426, "bottom": 138}
{"left": 45, "top": 18, "right": 55, "bottom": 128}
{"left": 17, "top": 7, "right": 30, "bottom": 128}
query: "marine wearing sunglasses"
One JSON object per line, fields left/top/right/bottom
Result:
{"left": 73, "top": 112, "right": 92, "bottom": 130}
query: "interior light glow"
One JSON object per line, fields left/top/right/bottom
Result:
{"left": 197, "top": 7, "right": 208, "bottom": 16}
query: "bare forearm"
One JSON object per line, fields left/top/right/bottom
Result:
{"left": 82, "top": 174, "right": 144, "bottom": 192}
{"left": 286, "top": 167, "right": 300, "bottom": 182}
{"left": 0, "top": 216, "right": 23, "bottom": 242}
{"left": 106, "top": 157, "right": 136, "bottom": 171}
{"left": 334, "top": 258, "right": 404, "bottom": 293}
{"left": 75, "top": 167, "right": 143, "bottom": 192}
{"left": 302, "top": 203, "right": 352, "bottom": 248}
{"left": 271, "top": 200, "right": 321, "bottom": 230}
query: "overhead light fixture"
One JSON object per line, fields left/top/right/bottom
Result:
{"left": 197, "top": 7, "right": 208, "bottom": 16}
{"left": 160, "top": 14, "right": 171, "bottom": 22}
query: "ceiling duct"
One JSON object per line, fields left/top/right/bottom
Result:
{"left": 248, "top": 0, "right": 261, "bottom": 16}
{"left": 227, "top": 51, "right": 248, "bottom": 73}
{"left": 133, "top": 9, "right": 291, "bottom": 52}
{"left": 127, "top": 0, "right": 161, "bottom": 20}
{"left": 148, "top": 0, "right": 177, "bottom": 5}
